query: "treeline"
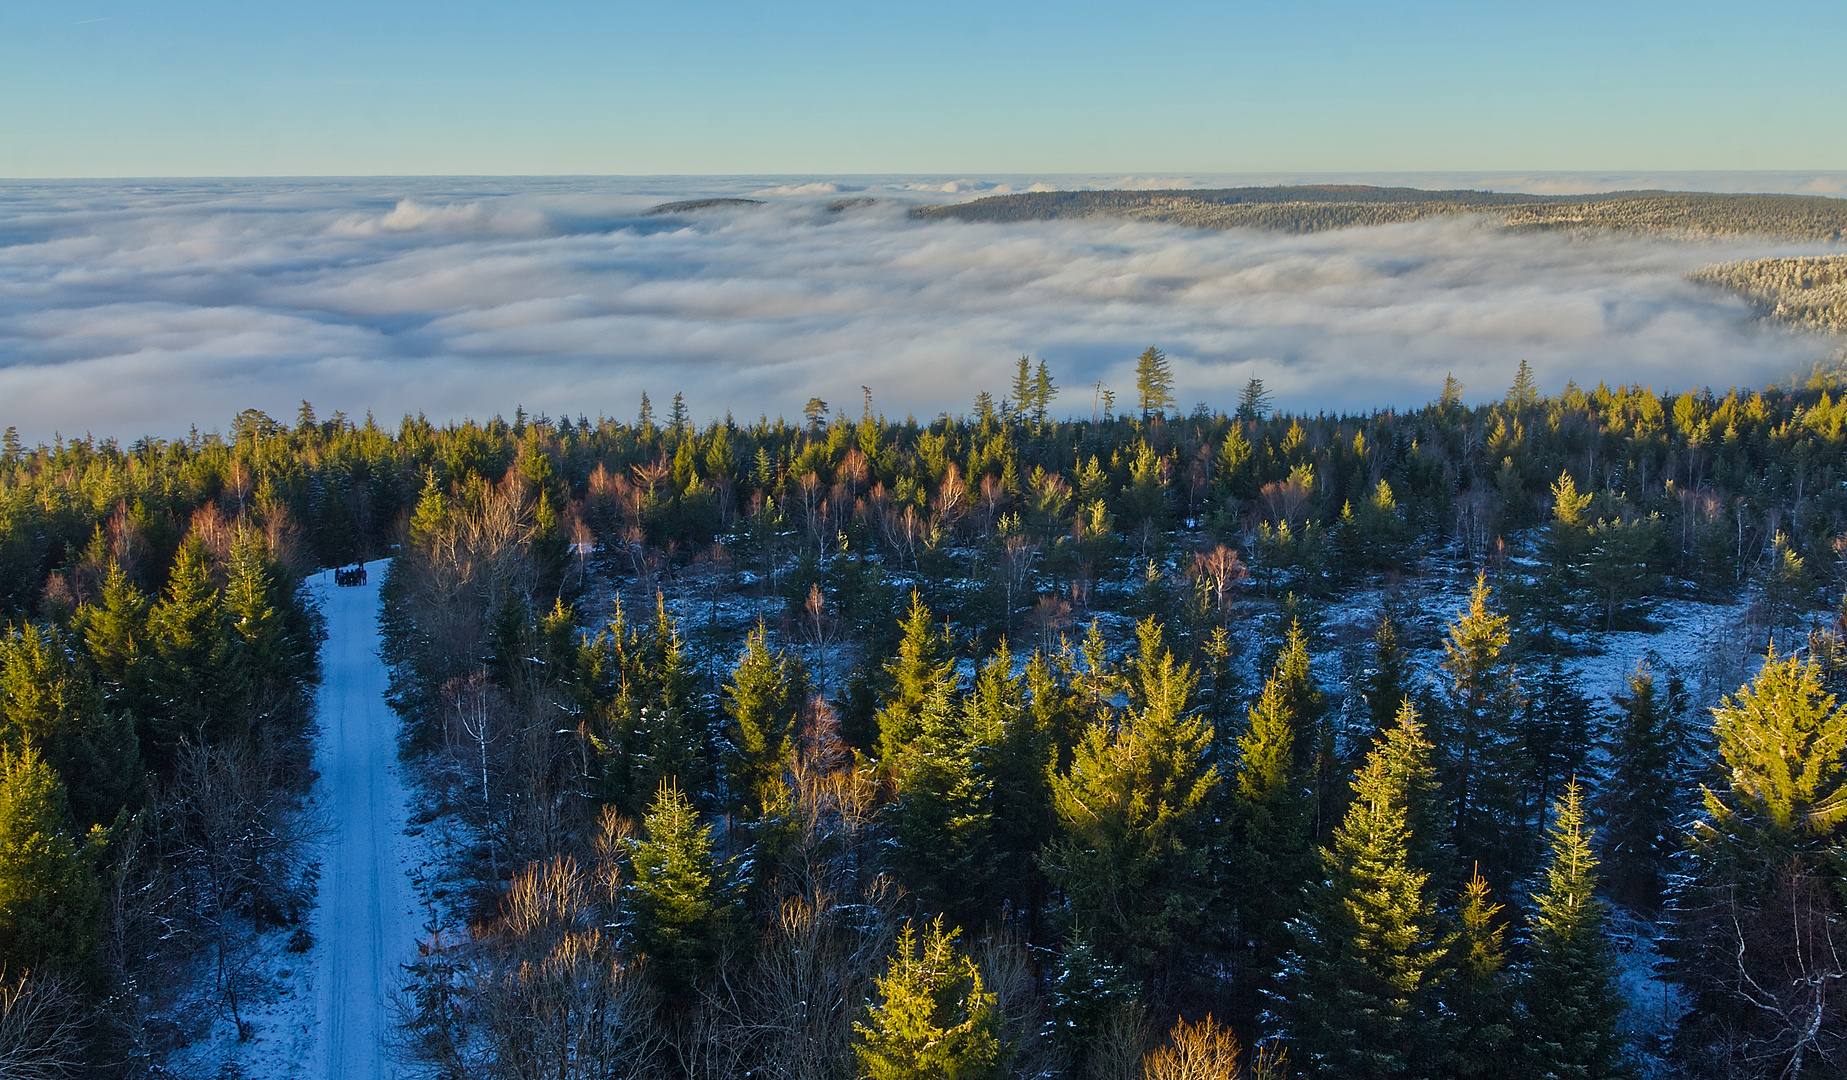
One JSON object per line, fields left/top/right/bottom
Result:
{"left": 9, "top": 359, "right": 1847, "bottom": 635}
{"left": 915, "top": 185, "right": 1847, "bottom": 241}
{"left": 1694, "top": 255, "right": 1847, "bottom": 334}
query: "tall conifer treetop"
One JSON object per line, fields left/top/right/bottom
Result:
{"left": 854, "top": 916, "right": 1009, "bottom": 1080}
{"left": 1699, "top": 649, "right": 1847, "bottom": 870}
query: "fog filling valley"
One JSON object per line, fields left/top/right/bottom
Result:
{"left": 1, "top": 176, "right": 1843, "bottom": 440}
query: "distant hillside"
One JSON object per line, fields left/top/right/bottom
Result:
{"left": 913, "top": 185, "right": 1847, "bottom": 241}
{"left": 644, "top": 198, "right": 765, "bottom": 215}
{"left": 1693, "top": 255, "right": 1847, "bottom": 332}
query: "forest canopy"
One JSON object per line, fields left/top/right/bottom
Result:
{"left": 5, "top": 361, "right": 1847, "bottom": 1075}
{"left": 914, "top": 185, "right": 1847, "bottom": 242}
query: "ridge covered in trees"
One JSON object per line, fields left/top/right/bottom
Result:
{"left": 1693, "top": 255, "right": 1847, "bottom": 334}
{"left": 913, "top": 184, "right": 1847, "bottom": 242}
{"left": 6, "top": 359, "right": 1847, "bottom": 1074}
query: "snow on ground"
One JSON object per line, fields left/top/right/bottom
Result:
{"left": 171, "top": 559, "right": 425, "bottom": 1079}
{"left": 306, "top": 558, "right": 423, "bottom": 1080}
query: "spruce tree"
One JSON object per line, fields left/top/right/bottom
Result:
{"left": 1271, "top": 618, "right": 1337, "bottom": 837}
{"left": 223, "top": 526, "right": 298, "bottom": 741}
{"left": 1226, "top": 662, "right": 1313, "bottom": 1017}
{"left": 77, "top": 562, "right": 155, "bottom": 741}
{"left": 1272, "top": 619, "right": 1327, "bottom": 788}
{"left": 580, "top": 599, "right": 711, "bottom": 818}
{"left": 1443, "top": 867, "right": 1516, "bottom": 1079}
{"left": 1043, "top": 625, "right": 1218, "bottom": 978}
{"left": 875, "top": 592, "right": 957, "bottom": 767}
{"left": 407, "top": 469, "right": 450, "bottom": 549}
{"left": 1440, "top": 573, "right": 1528, "bottom": 884}
{"left": 1532, "top": 471, "right": 1592, "bottom": 639}
{"left": 623, "top": 782, "right": 740, "bottom": 1001}
{"left": 889, "top": 673, "right": 993, "bottom": 929}
{"left": 1521, "top": 657, "right": 1596, "bottom": 843}
{"left": 854, "top": 917, "right": 1008, "bottom": 1080}
{"left": 147, "top": 538, "right": 238, "bottom": 758}
{"left": 0, "top": 622, "right": 139, "bottom": 828}
{"left": 0, "top": 746, "right": 103, "bottom": 978}
{"left": 1237, "top": 378, "right": 1272, "bottom": 422}
{"left": 721, "top": 623, "right": 807, "bottom": 820}
{"left": 1364, "top": 613, "right": 1413, "bottom": 744}
{"left": 966, "top": 646, "right": 1055, "bottom": 925}
{"left": 1667, "top": 651, "right": 1847, "bottom": 1073}
{"left": 1598, "top": 662, "right": 1686, "bottom": 911}
{"left": 1287, "top": 703, "right": 1447, "bottom": 1080}
{"left": 1519, "top": 782, "right": 1629, "bottom": 1080}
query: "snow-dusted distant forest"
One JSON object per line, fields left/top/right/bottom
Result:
{"left": 4, "top": 354, "right": 1847, "bottom": 1077}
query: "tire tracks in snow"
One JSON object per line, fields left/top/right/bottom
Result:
{"left": 306, "top": 559, "right": 420, "bottom": 1080}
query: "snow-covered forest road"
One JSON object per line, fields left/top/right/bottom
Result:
{"left": 306, "top": 560, "right": 419, "bottom": 1080}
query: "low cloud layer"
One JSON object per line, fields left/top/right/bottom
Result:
{"left": 1, "top": 176, "right": 1843, "bottom": 442}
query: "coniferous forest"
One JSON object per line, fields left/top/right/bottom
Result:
{"left": 10, "top": 354, "right": 1847, "bottom": 1076}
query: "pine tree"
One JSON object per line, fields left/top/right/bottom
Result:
{"left": 1032, "top": 359, "right": 1058, "bottom": 430}
{"left": 1010, "top": 355, "right": 1034, "bottom": 422}
{"left": 1237, "top": 378, "right": 1273, "bottom": 422}
{"left": 1506, "top": 360, "right": 1540, "bottom": 410}
{"left": 623, "top": 782, "right": 739, "bottom": 1000}
{"left": 854, "top": 917, "right": 1009, "bottom": 1080}
{"left": 1598, "top": 662, "right": 1686, "bottom": 910}
{"left": 0, "top": 746, "right": 103, "bottom": 978}
{"left": 1135, "top": 347, "right": 1176, "bottom": 420}
{"left": 721, "top": 623, "right": 807, "bottom": 820}
{"left": 1518, "top": 782, "right": 1629, "bottom": 1080}
{"left": 875, "top": 592, "right": 958, "bottom": 767}
{"left": 1044, "top": 625, "right": 1218, "bottom": 978}
{"left": 1287, "top": 703, "right": 1447, "bottom": 1080}
{"left": 0, "top": 622, "right": 139, "bottom": 828}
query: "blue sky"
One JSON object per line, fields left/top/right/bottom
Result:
{"left": 3, "top": 0, "right": 1846, "bottom": 177}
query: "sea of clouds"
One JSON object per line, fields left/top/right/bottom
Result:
{"left": 1, "top": 173, "right": 1844, "bottom": 442}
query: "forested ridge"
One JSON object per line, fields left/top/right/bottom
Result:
{"left": 1693, "top": 256, "right": 1847, "bottom": 334}
{"left": 7, "top": 357, "right": 1847, "bottom": 1074}
{"left": 914, "top": 185, "right": 1847, "bottom": 242}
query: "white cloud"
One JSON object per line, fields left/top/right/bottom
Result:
{"left": 0, "top": 178, "right": 1842, "bottom": 440}
{"left": 750, "top": 182, "right": 845, "bottom": 196}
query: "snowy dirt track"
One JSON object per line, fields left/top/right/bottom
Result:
{"left": 306, "top": 559, "right": 419, "bottom": 1080}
